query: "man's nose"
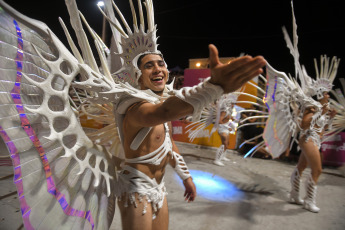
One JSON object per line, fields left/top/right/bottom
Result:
{"left": 153, "top": 64, "right": 162, "bottom": 72}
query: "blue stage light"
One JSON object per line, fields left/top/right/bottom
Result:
{"left": 175, "top": 169, "right": 244, "bottom": 202}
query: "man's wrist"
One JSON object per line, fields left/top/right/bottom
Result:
{"left": 183, "top": 176, "right": 192, "bottom": 183}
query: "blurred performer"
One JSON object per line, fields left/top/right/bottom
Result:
{"left": 263, "top": 2, "right": 339, "bottom": 213}
{"left": 186, "top": 93, "right": 239, "bottom": 167}
{"left": 213, "top": 95, "right": 238, "bottom": 166}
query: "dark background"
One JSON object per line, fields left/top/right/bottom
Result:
{"left": 4, "top": 0, "right": 345, "bottom": 88}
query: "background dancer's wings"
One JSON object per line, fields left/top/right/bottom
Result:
{"left": 235, "top": 74, "right": 269, "bottom": 158}
{"left": 0, "top": 1, "right": 120, "bottom": 229}
{"left": 327, "top": 78, "right": 345, "bottom": 136}
{"left": 185, "top": 102, "right": 217, "bottom": 142}
{"left": 185, "top": 93, "right": 239, "bottom": 142}
{"left": 262, "top": 64, "right": 302, "bottom": 158}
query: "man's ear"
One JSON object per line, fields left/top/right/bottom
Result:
{"left": 135, "top": 73, "right": 142, "bottom": 83}
{"left": 137, "top": 73, "right": 142, "bottom": 84}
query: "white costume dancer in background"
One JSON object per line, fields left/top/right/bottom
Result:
{"left": 263, "top": 1, "right": 339, "bottom": 213}
{"left": 0, "top": 0, "right": 266, "bottom": 229}
{"left": 186, "top": 93, "right": 239, "bottom": 166}
{"left": 213, "top": 94, "right": 239, "bottom": 166}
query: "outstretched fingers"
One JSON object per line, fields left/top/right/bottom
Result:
{"left": 233, "top": 56, "right": 266, "bottom": 83}
{"left": 221, "top": 56, "right": 266, "bottom": 92}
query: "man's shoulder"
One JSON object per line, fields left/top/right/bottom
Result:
{"left": 115, "top": 92, "right": 159, "bottom": 115}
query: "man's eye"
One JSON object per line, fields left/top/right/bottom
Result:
{"left": 159, "top": 62, "right": 165, "bottom": 66}
{"left": 145, "top": 64, "right": 153, "bottom": 68}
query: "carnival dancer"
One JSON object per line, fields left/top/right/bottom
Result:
{"left": 186, "top": 93, "right": 239, "bottom": 167}
{"left": 263, "top": 1, "right": 339, "bottom": 213}
{"left": 0, "top": 0, "right": 266, "bottom": 229}
{"left": 213, "top": 94, "right": 239, "bottom": 166}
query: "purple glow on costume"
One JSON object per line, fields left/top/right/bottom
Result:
{"left": 7, "top": 20, "right": 94, "bottom": 229}
{"left": 272, "top": 76, "right": 283, "bottom": 144}
{"left": 0, "top": 19, "right": 37, "bottom": 230}
{"left": 263, "top": 73, "right": 270, "bottom": 110}
{"left": 263, "top": 84, "right": 270, "bottom": 110}
{"left": 272, "top": 77, "right": 278, "bottom": 107}
{"left": 0, "top": 126, "right": 34, "bottom": 230}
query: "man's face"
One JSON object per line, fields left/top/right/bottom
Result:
{"left": 138, "top": 54, "right": 168, "bottom": 95}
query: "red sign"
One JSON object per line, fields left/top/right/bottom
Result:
{"left": 183, "top": 69, "right": 210, "bottom": 87}
{"left": 321, "top": 132, "right": 345, "bottom": 166}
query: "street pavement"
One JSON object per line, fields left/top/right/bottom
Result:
{"left": 1, "top": 141, "right": 345, "bottom": 230}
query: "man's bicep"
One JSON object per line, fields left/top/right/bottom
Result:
{"left": 126, "top": 101, "right": 163, "bottom": 127}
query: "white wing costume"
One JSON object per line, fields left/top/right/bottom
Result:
{"left": 0, "top": 1, "right": 116, "bottom": 229}
{"left": 186, "top": 92, "right": 238, "bottom": 142}
{"left": 231, "top": 75, "right": 269, "bottom": 158}
{"left": 326, "top": 78, "right": 345, "bottom": 137}
{"left": 262, "top": 2, "right": 340, "bottom": 158}
{"left": 0, "top": 0, "right": 225, "bottom": 228}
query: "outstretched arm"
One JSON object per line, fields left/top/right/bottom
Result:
{"left": 127, "top": 44, "right": 266, "bottom": 128}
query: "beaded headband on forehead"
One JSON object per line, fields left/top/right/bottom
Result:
{"left": 99, "top": 0, "right": 167, "bottom": 88}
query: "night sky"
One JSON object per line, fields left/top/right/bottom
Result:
{"left": 4, "top": 0, "right": 345, "bottom": 87}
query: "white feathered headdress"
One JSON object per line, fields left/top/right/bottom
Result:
{"left": 311, "top": 55, "right": 340, "bottom": 99}
{"left": 98, "top": 0, "right": 166, "bottom": 88}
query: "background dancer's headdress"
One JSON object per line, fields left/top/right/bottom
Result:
{"left": 311, "top": 55, "right": 340, "bottom": 99}
{"left": 99, "top": 0, "right": 165, "bottom": 88}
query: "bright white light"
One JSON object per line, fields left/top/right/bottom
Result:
{"left": 97, "top": 1, "right": 104, "bottom": 7}
{"left": 196, "top": 62, "right": 201, "bottom": 67}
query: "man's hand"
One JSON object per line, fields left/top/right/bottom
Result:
{"left": 183, "top": 177, "right": 196, "bottom": 202}
{"left": 208, "top": 44, "right": 266, "bottom": 93}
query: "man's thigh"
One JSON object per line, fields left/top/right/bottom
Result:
{"left": 152, "top": 197, "right": 168, "bottom": 230}
{"left": 118, "top": 194, "right": 154, "bottom": 230}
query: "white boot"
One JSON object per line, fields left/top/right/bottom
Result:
{"left": 213, "top": 145, "right": 224, "bottom": 166}
{"left": 303, "top": 175, "right": 320, "bottom": 213}
{"left": 289, "top": 167, "right": 303, "bottom": 205}
{"left": 222, "top": 149, "right": 231, "bottom": 162}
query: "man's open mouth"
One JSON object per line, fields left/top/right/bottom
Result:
{"left": 152, "top": 76, "right": 163, "bottom": 81}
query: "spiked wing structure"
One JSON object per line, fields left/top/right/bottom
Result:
{"left": 327, "top": 78, "right": 345, "bottom": 136}
{"left": 0, "top": 1, "right": 118, "bottom": 229}
{"left": 235, "top": 75, "right": 270, "bottom": 158}
{"left": 185, "top": 93, "right": 239, "bottom": 142}
{"left": 185, "top": 102, "right": 218, "bottom": 142}
{"left": 262, "top": 64, "right": 300, "bottom": 158}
